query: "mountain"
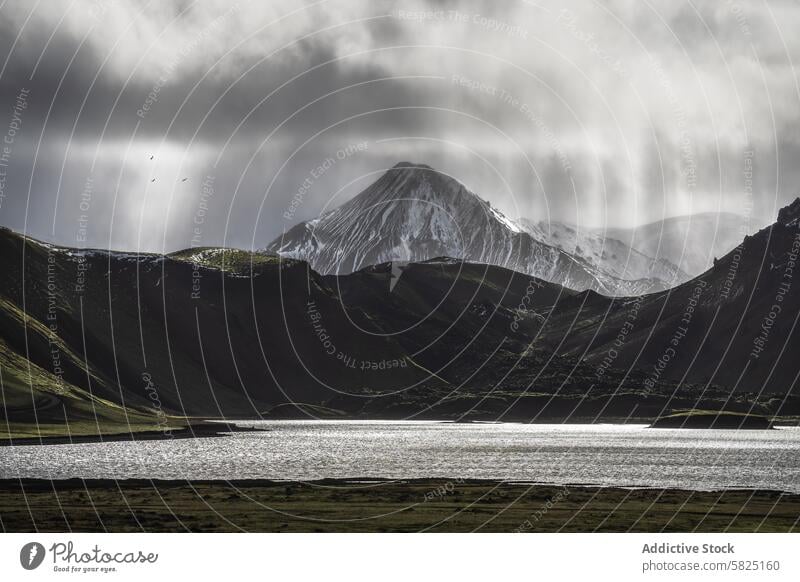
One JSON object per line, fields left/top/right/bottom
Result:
{"left": 266, "top": 163, "right": 669, "bottom": 295}
{"left": 538, "top": 198, "right": 800, "bottom": 396}
{"left": 0, "top": 228, "right": 449, "bottom": 424}
{"left": 599, "top": 212, "right": 753, "bottom": 277}
{"left": 8, "top": 218, "right": 794, "bottom": 436}
{"left": 518, "top": 219, "right": 689, "bottom": 285}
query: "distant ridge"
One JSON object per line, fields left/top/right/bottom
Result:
{"left": 598, "top": 211, "right": 754, "bottom": 277}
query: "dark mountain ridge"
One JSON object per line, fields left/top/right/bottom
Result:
{"left": 543, "top": 197, "right": 800, "bottom": 395}
{"left": 1, "top": 199, "right": 799, "bottom": 436}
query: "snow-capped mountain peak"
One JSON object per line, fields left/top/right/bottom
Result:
{"left": 266, "top": 163, "right": 670, "bottom": 295}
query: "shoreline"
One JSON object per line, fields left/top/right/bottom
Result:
{"left": 0, "top": 423, "right": 268, "bottom": 447}
{"left": 0, "top": 477, "right": 796, "bottom": 496}
{"left": 3, "top": 417, "right": 797, "bottom": 446}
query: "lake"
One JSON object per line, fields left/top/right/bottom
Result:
{"left": 2, "top": 421, "right": 799, "bottom": 492}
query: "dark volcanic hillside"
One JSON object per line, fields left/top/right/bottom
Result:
{"left": 2, "top": 199, "right": 799, "bottom": 436}
{"left": 541, "top": 198, "right": 800, "bottom": 401}
{"left": 0, "top": 228, "right": 651, "bottom": 427}
{"left": 0, "top": 230, "right": 452, "bottom": 427}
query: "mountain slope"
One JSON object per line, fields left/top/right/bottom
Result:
{"left": 0, "top": 227, "right": 450, "bottom": 427}
{"left": 0, "top": 230, "right": 183, "bottom": 437}
{"left": 539, "top": 199, "right": 800, "bottom": 399}
{"left": 600, "top": 212, "right": 753, "bottom": 277}
{"left": 4, "top": 196, "right": 799, "bottom": 432}
{"left": 267, "top": 163, "right": 668, "bottom": 295}
{"left": 519, "top": 219, "right": 689, "bottom": 285}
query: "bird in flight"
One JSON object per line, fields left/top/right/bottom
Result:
{"left": 151, "top": 178, "right": 156, "bottom": 182}
{"left": 181, "top": 178, "right": 188, "bottom": 182}
{"left": 149, "top": 155, "right": 154, "bottom": 160}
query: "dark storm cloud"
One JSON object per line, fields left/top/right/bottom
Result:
{"left": 0, "top": 0, "right": 799, "bottom": 252}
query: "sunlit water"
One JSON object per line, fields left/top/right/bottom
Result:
{"left": 2, "top": 421, "right": 799, "bottom": 492}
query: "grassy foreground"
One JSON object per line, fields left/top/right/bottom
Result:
{"left": 1, "top": 479, "right": 797, "bottom": 532}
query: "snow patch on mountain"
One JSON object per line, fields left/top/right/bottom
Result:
{"left": 518, "top": 219, "right": 689, "bottom": 286}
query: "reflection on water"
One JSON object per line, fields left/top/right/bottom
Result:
{"left": 2, "top": 421, "right": 799, "bottom": 492}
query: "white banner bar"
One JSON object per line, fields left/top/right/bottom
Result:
{"left": 0, "top": 533, "right": 797, "bottom": 582}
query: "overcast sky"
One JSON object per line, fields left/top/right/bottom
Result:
{"left": 0, "top": 0, "right": 798, "bottom": 252}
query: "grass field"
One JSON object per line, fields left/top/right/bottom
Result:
{"left": 1, "top": 479, "right": 797, "bottom": 533}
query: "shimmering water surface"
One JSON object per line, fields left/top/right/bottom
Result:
{"left": 2, "top": 421, "right": 799, "bottom": 492}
